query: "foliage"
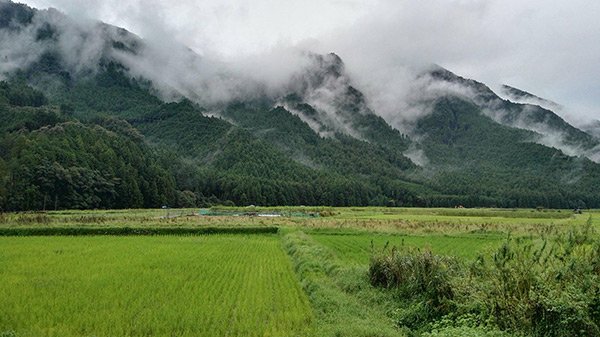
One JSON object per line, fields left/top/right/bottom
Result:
{"left": 417, "top": 97, "right": 600, "bottom": 209}
{"left": 423, "top": 325, "right": 513, "bottom": 337}
{"left": 369, "top": 221, "right": 600, "bottom": 336}
{"left": 0, "top": 81, "right": 47, "bottom": 107}
{"left": 462, "top": 223, "right": 600, "bottom": 337}
{"left": 0, "top": 2, "right": 33, "bottom": 29}
{"left": 370, "top": 245, "right": 459, "bottom": 331}
{"left": 2, "top": 32, "right": 600, "bottom": 209}
{"left": 0, "top": 119, "right": 176, "bottom": 210}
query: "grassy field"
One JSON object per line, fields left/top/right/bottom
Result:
{"left": 0, "top": 235, "right": 312, "bottom": 337}
{"left": 1, "top": 207, "right": 594, "bottom": 235}
{"left": 312, "top": 232, "right": 503, "bottom": 263}
{"left": 1, "top": 207, "right": 598, "bottom": 337}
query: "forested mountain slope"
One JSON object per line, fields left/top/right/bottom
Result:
{"left": 1, "top": 1, "right": 599, "bottom": 210}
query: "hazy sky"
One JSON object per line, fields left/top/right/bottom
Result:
{"left": 19, "top": 0, "right": 600, "bottom": 124}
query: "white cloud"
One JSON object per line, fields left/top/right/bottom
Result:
{"left": 13, "top": 0, "right": 600, "bottom": 124}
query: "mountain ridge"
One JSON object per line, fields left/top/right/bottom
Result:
{"left": 1, "top": 0, "right": 600, "bottom": 210}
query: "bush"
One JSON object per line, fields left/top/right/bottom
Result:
{"left": 423, "top": 314, "right": 514, "bottom": 337}
{"left": 461, "top": 225, "right": 600, "bottom": 337}
{"left": 532, "top": 287, "right": 600, "bottom": 337}
{"left": 369, "top": 245, "right": 458, "bottom": 329}
{"left": 370, "top": 223, "right": 600, "bottom": 337}
{"left": 176, "top": 190, "right": 197, "bottom": 208}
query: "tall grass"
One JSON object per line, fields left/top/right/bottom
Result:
{"left": 0, "top": 212, "right": 52, "bottom": 225}
{"left": 369, "top": 221, "right": 600, "bottom": 336}
{"left": 369, "top": 244, "right": 459, "bottom": 333}
{"left": 463, "top": 223, "right": 600, "bottom": 336}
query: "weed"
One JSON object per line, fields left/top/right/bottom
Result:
{"left": 460, "top": 226, "right": 600, "bottom": 336}
{"left": 370, "top": 245, "right": 459, "bottom": 330}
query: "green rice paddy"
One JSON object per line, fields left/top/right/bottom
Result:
{"left": 0, "top": 235, "right": 312, "bottom": 337}
{"left": 312, "top": 232, "right": 503, "bottom": 263}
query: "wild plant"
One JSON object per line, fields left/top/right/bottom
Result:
{"left": 369, "top": 242, "right": 458, "bottom": 329}
{"left": 370, "top": 222, "right": 600, "bottom": 336}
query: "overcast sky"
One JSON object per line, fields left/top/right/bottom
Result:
{"left": 19, "top": 0, "right": 600, "bottom": 124}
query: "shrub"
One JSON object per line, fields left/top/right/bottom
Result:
{"left": 423, "top": 325, "right": 513, "bottom": 337}
{"left": 369, "top": 244, "right": 458, "bottom": 329}
{"left": 370, "top": 223, "right": 600, "bottom": 337}
{"left": 463, "top": 225, "right": 600, "bottom": 337}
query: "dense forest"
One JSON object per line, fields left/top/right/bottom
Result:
{"left": 1, "top": 72, "right": 599, "bottom": 211}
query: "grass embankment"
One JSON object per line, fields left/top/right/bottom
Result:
{"left": 0, "top": 226, "right": 277, "bottom": 236}
{"left": 282, "top": 229, "right": 506, "bottom": 336}
{"left": 0, "top": 209, "right": 286, "bottom": 228}
{"left": 0, "top": 235, "right": 312, "bottom": 337}
{"left": 283, "top": 230, "right": 404, "bottom": 337}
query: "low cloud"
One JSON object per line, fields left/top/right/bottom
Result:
{"left": 483, "top": 103, "right": 600, "bottom": 163}
{"left": 0, "top": 4, "right": 132, "bottom": 78}
{"left": 4, "top": 0, "right": 600, "bottom": 152}
{"left": 17, "top": 0, "right": 600, "bottom": 126}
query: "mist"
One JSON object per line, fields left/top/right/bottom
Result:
{"left": 3, "top": 0, "right": 599, "bottom": 154}
{"left": 15, "top": 0, "right": 599, "bottom": 127}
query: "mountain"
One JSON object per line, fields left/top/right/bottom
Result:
{"left": 500, "top": 84, "right": 563, "bottom": 111}
{"left": 1, "top": 1, "right": 600, "bottom": 210}
{"left": 425, "top": 68, "right": 600, "bottom": 160}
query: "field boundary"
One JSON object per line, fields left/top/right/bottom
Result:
{"left": 0, "top": 226, "right": 279, "bottom": 236}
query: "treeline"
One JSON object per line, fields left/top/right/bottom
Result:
{"left": 0, "top": 80, "right": 406, "bottom": 210}
{"left": 0, "top": 120, "right": 175, "bottom": 210}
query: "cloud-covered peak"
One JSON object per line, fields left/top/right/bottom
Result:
{"left": 500, "top": 84, "right": 563, "bottom": 112}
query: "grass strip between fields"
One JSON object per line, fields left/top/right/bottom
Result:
{"left": 0, "top": 226, "right": 278, "bottom": 236}
{"left": 283, "top": 230, "right": 404, "bottom": 337}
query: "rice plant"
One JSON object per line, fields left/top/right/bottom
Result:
{"left": 0, "top": 235, "right": 313, "bottom": 337}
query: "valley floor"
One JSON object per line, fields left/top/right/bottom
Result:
{"left": 0, "top": 207, "right": 597, "bottom": 337}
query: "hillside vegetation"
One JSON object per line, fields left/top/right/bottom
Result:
{"left": 2, "top": 1, "right": 600, "bottom": 210}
